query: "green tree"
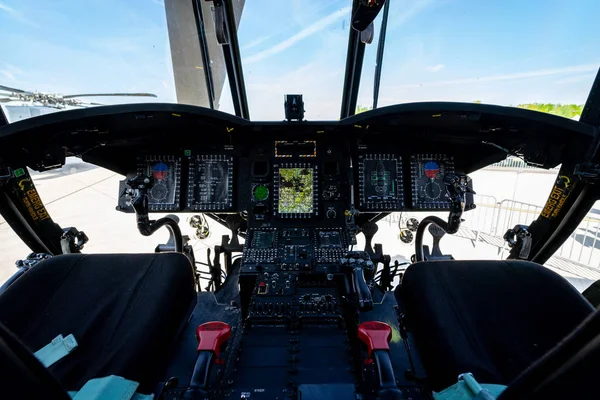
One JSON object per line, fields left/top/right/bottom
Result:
{"left": 516, "top": 103, "right": 583, "bottom": 118}
{"left": 356, "top": 105, "right": 373, "bottom": 114}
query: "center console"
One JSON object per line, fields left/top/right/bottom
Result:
{"left": 121, "top": 137, "right": 468, "bottom": 399}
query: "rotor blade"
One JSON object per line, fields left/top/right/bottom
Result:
{"left": 0, "top": 84, "right": 34, "bottom": 95}
{"left": 75, "top": 101, "right": 104, "bottom": 106}
{"left": 62, "top": 93, "right": 157, "bottom": 99}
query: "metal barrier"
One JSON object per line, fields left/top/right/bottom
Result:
{"left": 493, "top": 199, "right": 541, "bottom": 236}
{"left": 490, "top": 156, "right": 561, "bottom": 171}
{"left": 461, "top": 195, "right": 497, "bottom": 236}
{"left": 378, "top": 197, "right": 600, "bottom": 280}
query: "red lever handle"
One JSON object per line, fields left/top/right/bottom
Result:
{"left": 358, "top": 321, "right": 392, "bottom": 357}
{"left": 196, "top": 321, "right": 231, "bottom": 358}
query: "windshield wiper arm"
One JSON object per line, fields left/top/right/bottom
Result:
{"left": 372, "top": 0, "right": 390, "bottom": 109}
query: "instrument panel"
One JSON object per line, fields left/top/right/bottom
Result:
{"left": 358, "top": 154, "right": 403, "bottom": 210}
{"left": 119, "top": 141, "right": 469, "bottom": 217}
{"left": 136, "top": 155, "right": 181, "bottom": 211}
{"left": 188, "top": 154, "right": 234, "bottom": 211}
{"left": 273, "top": 163, "right": 318, "bottom": 218}
{"left": 411, "top": 154, "right": 454, "bottom": 209}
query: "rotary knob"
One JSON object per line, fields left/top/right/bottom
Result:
{"left": 326, "top": 209, "right": 337, "bottom": 219}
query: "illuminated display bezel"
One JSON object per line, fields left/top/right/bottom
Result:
{"left": 136, "top": 155, "right": 181, "bottom": 212}
{"left": 188, "top": 154, "right": 234, "bottom": 211}
{"left": 313, "top": 228, "right": 348, "bottom": 262}
{"left": 274, "top": 140, "right": 317, "bottom": 158}
{"left": 357, "top": 154, "right": 404, "bottom": 211}
{"left": 251, "top": 183, "right": 270, "bottom": 202}
{"left": 273, "top": 162, "right": 319, "bottom": 219}
{"left": 411, "top": 154, "right": 454, "bottom": 209}
{"left": 242, "top": 228, "right": 279, "bottom": 264}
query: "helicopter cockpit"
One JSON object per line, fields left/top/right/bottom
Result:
{"left": 1, "top": 1, "right": 600, "bottom": 400}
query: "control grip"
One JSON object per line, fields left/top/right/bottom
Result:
{"left": 351, "top": 267, "right": 374, "bottom": 311}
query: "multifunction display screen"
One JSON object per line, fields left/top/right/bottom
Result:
{"left": 278, "top": 167, "right": 314, "bottom": 214}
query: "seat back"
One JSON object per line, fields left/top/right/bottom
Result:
{"left": 398, "top": 260, "right": 593, "bottom": 391}
{"left": 0, "top": 253, "right": 195, "bottom": 393}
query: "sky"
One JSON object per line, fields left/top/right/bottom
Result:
{"left": 1, "top": 0, "right": 599, "bottom": 120}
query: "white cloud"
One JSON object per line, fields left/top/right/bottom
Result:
{"left": 245, "top": 6, "right": 351, "bottom": 64}
{"left": 427, "top": 64, "right": 445, "bottom": 73}
{"left": 0, "top": 2, "right": 14, "bottom": 13}
{"left": 0, "top": 63, "right": 25, "bottom": 83}
{"left": 0, "top": 70, "right": 16, "bottom": 81}
{"left": 0, "top": 1, "right": 39, "bottom": 27}
{"left": 394, "top": 63, "right": 600, "bottom": 90}
{"left": 555, "top": 73, "right": 596, "bottom": 85}
{"left": 388, "top": 0, "right": 436, "bottom": 31}
{"left": 241, "top": 35, "right": 272, "bottom": 51}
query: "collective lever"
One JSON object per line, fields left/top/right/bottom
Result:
{"left": 185, "top": 321, "right": 231, "bottom": 399}
{"left": 358, "top": 322, "right": 404, "bottom": 400}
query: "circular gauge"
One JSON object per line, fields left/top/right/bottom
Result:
{"left": 253, "top": 185, "right": 269, "bottom": 201}
{"left": 425, "top": 182, "right": 442, "bottom": 199}
{"left": 152, "top": 162, "right": 169, "bottom": 181}
{"left": 150, "top": 184, "right": 168, "bottom": 201}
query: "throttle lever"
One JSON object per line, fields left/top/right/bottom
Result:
{"left": 358, "top": 322, "right": 404, "bottom": 399}
{"left": 341, "top": 252, "right": 374, "bottom": 311}
{"left": 184, "top": 322, "right": 231, "bottom": 399}
{"left": 351, "top": 266, "right": 374, "bottom": 311}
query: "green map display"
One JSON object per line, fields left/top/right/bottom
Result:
{"left": 278, "top": 168, "right": 314, "bottom": 214}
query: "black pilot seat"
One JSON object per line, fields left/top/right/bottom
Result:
{"left": 398, "top": 260, "right": 594, "bottom": 395}
{"left": 0, "top": 253, "right": 196, "bottom": 395}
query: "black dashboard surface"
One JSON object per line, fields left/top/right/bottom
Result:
{"left": 0, "top": 101, "right": 594, "bottom": 218}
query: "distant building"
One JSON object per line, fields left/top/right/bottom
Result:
{"left": 0, "top": 103, "right": 63, "bottom": 123}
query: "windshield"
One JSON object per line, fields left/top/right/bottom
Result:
{"left": 356, "top": 0, "right": 600, "bottom": 115}
{"left": 2, "top": 1, "right": 598, "bottom": 122}
{"left": 0, "top": 0, "right": 176, "bottom": 122}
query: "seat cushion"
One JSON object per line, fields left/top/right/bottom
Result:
{"left": 398, "top": 260, "right": 593, "bottom": 391}
{"left": 0, "top": 253, "right": 195, "bottom": 393}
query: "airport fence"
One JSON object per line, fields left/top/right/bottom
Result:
{"left": 383, "top": 195, "right": 600, "bottom": 280}
{"left": 489, "top": 156, "right": 561, "bottom": 171}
